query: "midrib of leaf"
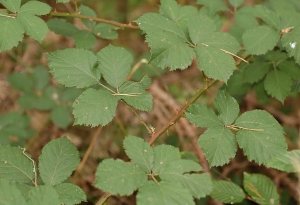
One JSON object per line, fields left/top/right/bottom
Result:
{"left": 50, "top": 147, "right": 64, "bottom": 185}
{"left": 251, "top": 28, "right": 275, "bottom": 49}
{"left": 211, "top": 128, "right": 227, "bottom": 162}
{"left": 131, "top": 143, "right": 152, "bottom": 171}
{"left": 19, "top": 14, "right": 39, "bottom": 37}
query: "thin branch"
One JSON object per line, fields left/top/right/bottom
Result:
{"left": 95, "top": 192, "right": 112, "bottom": 205}
{"left": 50, "top": 11, "right": 139, "bottom": 29}
{"left": 148, "top": 80, "right": 217, "bottom": 145}
{"left": 126, "top": 58, "right": 148, "bottom": 80}
{"left": 19, "top": 147, "right": 38, "bottom": 186}
{"left": 220, "top": 48, "right": 249, "bottom": 64}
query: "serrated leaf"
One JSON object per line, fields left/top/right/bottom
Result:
{"left": 234, "top": 7, "right": 258, "bottom": 30}
{"left": 97, "top": 44, "right": 133, "bottom": 88}
{"left": 39, "top": 137, "right": 80, "bottom": 186}
{"left": 7, "top": 72, "right": 34, "bottom": 92}
{"left": 17, "top": 14, "right": 48, "bottom": 42}
{"left": 73, "top": 30, "right": 96, "bottom": 49}
{"left": 93, "top": 23, "right": 118, "bottom": 39}
{"left": 72, "top": 89, "right": 118, "bottom": 127}
{"left": 229, "top": 0, "right": 244, "bottom": 8}
{"left": 0, "top": 180, "right": 26, "bottom": 205}
{"left": 253, "top": 5, "right": 280, "bottom": 30}
{"left": 211, "top": 180, "right": 245, "bottom": 203}
{"left": 152, "top": 145, "right": 180, "bottom": 174}
{"left": 48, "top": 48, "right": 100, "bottom": 88}
{"left": 198, "top": 127, "right": 237, "bottom": 167}
{"left": 264, "top": 69, "right": 292, "bottom": 103}
{"left": 94, "top": 159, "right": 147, "bottom": 196}
{"left": 137, "top": 181, "right": 194, "bottom": 205}
{"left": 135, "top": 13, "right": 194, "bottom": 70}
{"left": 243, "top": 62, "right": 269, "bottom": 83}
{"left": 0, "top": 0, "right": 21, "bottom": 13}
{"left": 159, "top": 0, "right": 179, "bottom": 20}
{"left": 0, "top": 17, "right": 24, "bottom": 52}
{"left": 214, "top": 91, "right": 239, "bottom": 125}
{"left": 278, "top": 60, "right": 300, "bottom": 80}
{"left": 281, "top": 26, "right": 300, "bottom": 64}
{"left": 26, "top": 185, "right": 61, "bottom": 205}
{"left": 185, "top": 104, "right": 223, "bottom": 128}
{"left": 243, "top": 26, "right": 280, "bottom": 55}
{"left": 79, "top": 5, "right": 96, "bottom": 29}
{"left": 51, "top": 106, "right": 72, "bottom": 129}
{"left": 47, "top": 18, "right": 79, "bottom": 36}
{"left": 19, "top": 1, "right": 51, "bottom": 15}
{"left": 54, "top": 183, "right": 87, "bottom": 205}
{"left": 267, "top": 150, "right": 300, "bottom": 172}
{"left": 123, "top": 136, "right": 154, "bottom": 173}
{"left": 243, "top": 173, "right": 279, "bottom": 205}
{"left": 235, "top": 110, "right": 287, "bottom": 165}
{"left": 0, "top": 144, "right": 34, "bottom": 183}
{"left": 196, "top": 0, "right": 228, "bottom": 13}
{"left": 279, "top": 11, "right": 300, "bottom": 30}
{"left": 119, "top": 77, "right": 153, "bottom": 111}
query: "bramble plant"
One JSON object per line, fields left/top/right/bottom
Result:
{"left": 0, "top": 0, "right": 300, "bottom": 205}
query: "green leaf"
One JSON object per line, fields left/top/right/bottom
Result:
{"left": 137, "top": 181, "right": 194, "bottom": 205}
{"left": 51, "top": 106, "right": 72, "bottom": 129}
{"left": 97, "top": 45, "right": 133, "bottom": 88}
{"left": 33, "top": 66, "right": 50, "bottom": 91}
{"left": 72, "top": 89, "right": 118, "bottom": 127}
{"left": 0, "top": 17, "right": 24, "bottom": 52}
{"left": 17, "top": 14, "right": 48, "bottom": 42}
{"left": 159, "top": 159, "right": 203, "bottom": 174}
{"left": 0, "top": 0, "right": 21, "bottom": 13}
{"left": 7, "top": 72, "right": 34, "bottom": 92}
{"left": 0, "top": 180, "right": 26, "bottom": 205}
{"left": 225, "top": 70, "right": 251, "bottom": 96}
{"left": 60, "top": 87, "right": 82, "bottom": 102}
{"left": 0, "top": 144, "right": 34, "bottom": 183}
{"left": 79, "top": 5, "right": 96, "bottom": 29}
{"left": 243, "top": 26, "right": 280, "bottom": 55}
{"left": 73, "top": 30, "right": 97, "bottom": 49}
{"left": 185, "top": 104, "right": 223, "bottom": 128}
{"left": 39, "top": 137, "right": 80, "bottom": 186}
{"left": 26, "top": 185, "right": 61, "bottom": 205}
{"left": 19, "top": 1, "right": 51, "bottom": 15}
{"left": 235, "top": 110, "right": 287, "bottom": 165}
{"left": 94, "top": 159, "right": 147, "bottom": 196}
{"left": 123, "top": 136, "right": 154, "bottom": 173}
{"left": 48, "top": 48, "right": 100, "bottom": 88}
{"left": 267, "top": 150, "right": 300, "bottom": 172}
{"left": 198, "top": 128, "right": 237, "bottom": 167}
{"left": 159, "top": 0, "right": 179, "bottom": 20}
{"left": 234, "top": 6, "right": 258, "bottom": 30}
{"left": 281, "top": 26, "right": 300, "bottom": 64}
{"left": 278, "top": 60, "right": 300, "bottom": 80}
{"left": 253, "top": 5, "right": 280, "bottom": 30}
{"left": 93, "top": 23, "right": 118, "bottom": 39}
{"left": 47, "top": 18, "right": 79, "bottom": 36}
{"left": 214, "top": 91, "right": 239, "bottom": 125}
{"left": 119, "top": 76, "right": 153, "bottom": 111}
{"left": 243, "top": 172, "right": 279, "bottom": 205}
{"left": 54, "top": 183, "right": 87, "bottom": 205}
{"left": 56, "top": 0, "right": 70, "bottom": 3}
{"left": 264, "top": 69, "right": 292, "bottom": 103}
{"left": 211, "top": 180, "right": 245, "bottom": 203}
{"left": 279, "top": 11, "right": 300, "bottom": 30}
{"left": 243, "top": 62, "right": 269, "bottom": 83}
{"left": 196, "top": 0, "right": 228, "bottom": 13}
{"left": 19, "top": 92, "right": 56, "bottom": 110}
{"left": 229, "top": 0, "right": 244, "bottom": 8}
{"left": 152, "top": 145, "right": 180, "bottom": 174}
{"left": 135, "top": 13, "right": 194, "bottom": 70}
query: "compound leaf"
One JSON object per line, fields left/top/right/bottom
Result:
{"left": 137, "top": 181, "right": 194, "bottom": 205}
{"left": 73, "top": 30, "right": 96, "bottom": 49}
{"left": 94, "top": 159, "right": 147, "bottom": 196}
{"left": 253, "top": 5, "right": 280, "bottom": 30}
{"left": 47, "top": 18, "right": 79, "bottom": 36}
{"left": 185, "top": 104, "right": 223, "bottom": 128}
{"left": 243, "top": 62, "right": 269, "bottom": 83}
{"left": 93, "top": 23, "right": 118, "bottom": 39}
{"left": 152, "top": 145, "right": 180, "bottom": 174}
{"left": 267, "top": 150, "right": 300, "bottom": 172}
{"left": 264, "top": 69, "right": 292, "bottom": 103}
{"left": 123, "top": 136, "right": 154, "bottom": 173}
{"left": 243, "top": 173, "right": 279, "bottom": 205}
{"left": 19, "top": 1, "right": 51, "bottom": 15}
{"left": 243, "top": 25, "right": 280, "bottom": 55}
{"left": 0, "top": 16, "right": 24, "bottom": 52}
{"left": 39, "top": 137, "right": 80, "bottom": 186}
{"left": 211, "top": 180, "right": 245, "bottom": 203}
{"left": 187, "top": 14, "right": 215, "bottom": 43}
{"left": 97, "top": 44, "right": 133, "bottom": 88}
{"left": 54, "top": 183, "right": 87, "bottom": 205}
{"left": 0, "top": 180, "right": 26, "bottom": 205}
{"left": 26, "top": 185, "right": 61, "bottom": 205}
{"left": 0, "top": 0, "right": 21, "bottom": 13}
{"left": 214, "top": 91, "right": 239, "bottom": 125}
{"left": 48, "top": 48, "right": 100, "bottom": 88}
{"left": 72, "top": 89, "right": 118, "bottom": 127}
{"left": 0, "top": 144, "right": 34, "bottom": 183}
{"left": 235, "top": 110, "right": 287, "bottom": 165}
{"left": 198, "top": 128, "right": 237, "bottom": 167}
{"left": 281, "top": 26, "right": 300, "bottom": 64}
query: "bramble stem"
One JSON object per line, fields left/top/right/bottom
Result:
{"left": 49, "top": 11, "right": 139, "bottom": 29}
{"left": 148, "top": 80, "right": 217, "bottom": 145}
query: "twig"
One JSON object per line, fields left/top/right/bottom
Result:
{"left": 19, "top": 147, "right": 38, "bottom": 186}
{"left": 95, "top": 192, "right": 112, "bottom": 205}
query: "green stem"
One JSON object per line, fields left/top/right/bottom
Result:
{"left": 148, "top": 80, "right": 217, "bottom": 145}
{"left": 49, "top": 11, "right": 140, "bottom": 29}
